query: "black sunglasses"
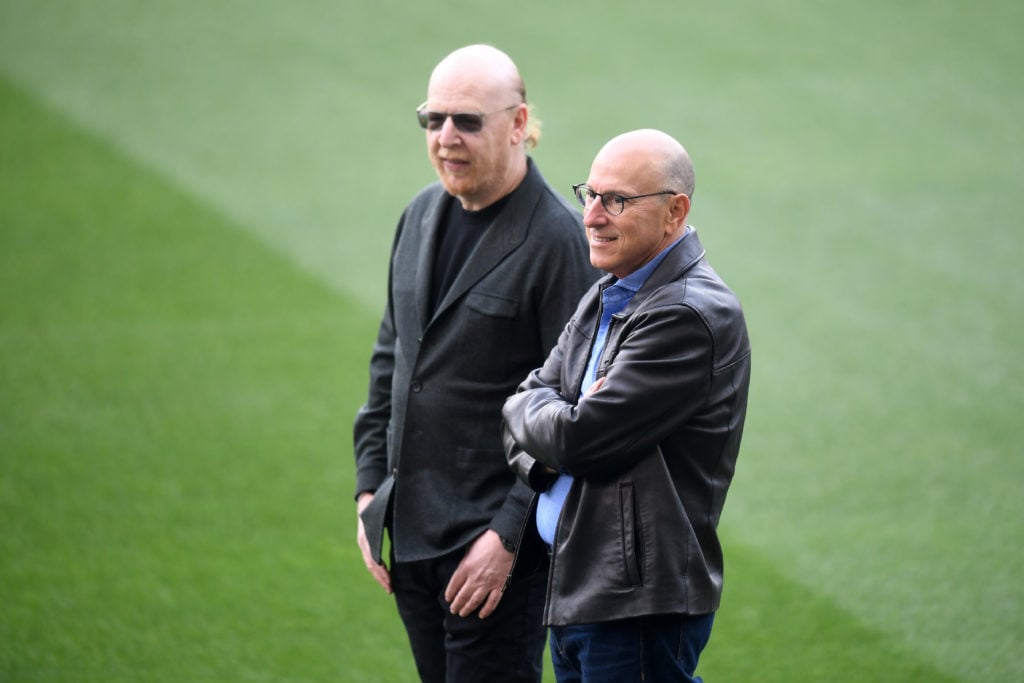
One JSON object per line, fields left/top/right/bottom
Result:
{"left": 416, "top": 103, "right": 520, "bottom": 134}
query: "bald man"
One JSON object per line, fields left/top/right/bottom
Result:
{"left": 503, "top": 130, "right": 751, "bottom": 682}
{"left": 353, "top": 45, "right": 598, "bottom": 682}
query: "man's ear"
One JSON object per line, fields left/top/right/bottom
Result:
{"left": 670, "top": 193, "right": 691, "bottom": 226}
{"left": 510, "top": 104, "right": 528, "bottom": 145}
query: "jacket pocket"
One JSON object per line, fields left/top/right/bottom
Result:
{"left": 454, "top": 291, "right": 519, "bottom": 382}
{"left": 465, "top": 290, "right": 518, "bottom": 318}
{"left": 619, "top": 482, "right": 644, "bottom": 587}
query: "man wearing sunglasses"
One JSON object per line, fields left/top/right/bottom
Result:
{"left": 503, "top": 129, "right": 751, "bottom": 682}
{"left": 353, "top": 44, "right": 598, "bottom": 682}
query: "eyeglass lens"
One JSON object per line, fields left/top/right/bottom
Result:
{"left": 574, "top": 186, "right": 624, "bottom": 215}
{"left": 417, "top": 110, "right": 485, "bottom": 133}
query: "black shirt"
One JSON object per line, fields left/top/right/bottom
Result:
{"left": 430, "top": 193, "right": 512, "bottom": 313}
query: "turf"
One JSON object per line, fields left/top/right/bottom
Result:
{"left": 0, "top": 76, "right": 406, "bottom": 680}
{"left": 2, "top": 1, "right": 1022, "bottom": 680}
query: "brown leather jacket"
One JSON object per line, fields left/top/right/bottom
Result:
{"left": 503, "top": 230, "right": 751, "bottom": 626}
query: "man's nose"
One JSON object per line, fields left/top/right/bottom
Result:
{"left": 583, "top": 196, "right": 608, "bottom": 224}
{"left": 437, "top": 116, "right": 462, "bottom": 145}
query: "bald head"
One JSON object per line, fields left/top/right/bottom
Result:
{"left": 583, "top": 129, "right": 694, "bottom": 278}
{"left": 420, "top": 45, "right": 539, "bottom": 210}
{"left": 426, "top": 45, "right": 539, "bottom": 150}
{"left": 430, "top": 45, "right": 526, "bottom": 104}
{"left": 595, "top": 129, "right": 695, "bottom": 199}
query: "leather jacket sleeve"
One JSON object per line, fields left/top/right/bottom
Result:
{"left": 504, "top": 315, "right": 573, "bottom": 491}
{"left": 504, "top": 294, "right": 715, "bottom": 481}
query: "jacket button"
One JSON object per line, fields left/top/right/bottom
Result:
{"left": 410, "top": 381, "right": 422, "bottom": 393}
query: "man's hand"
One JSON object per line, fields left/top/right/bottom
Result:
{"left": 356, "top": 492, "right": 392, "bottom": 593}
{"left": 444, "top": 530, "right": 513, "bottom": 619}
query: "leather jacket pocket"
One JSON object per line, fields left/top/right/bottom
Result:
{"left": 619, "top": 482, "right": 644, "bottom": 587}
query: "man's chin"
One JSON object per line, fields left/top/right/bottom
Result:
{"left": 439, "top": 177, "right": 474, "bottom": 199}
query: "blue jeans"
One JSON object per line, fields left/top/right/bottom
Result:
{"left": 549, "top": 613, "right": 715, "bottom": 682}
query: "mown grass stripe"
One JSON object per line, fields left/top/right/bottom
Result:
{"left": 1, "top": 73, "right": 410, "bottom": 682}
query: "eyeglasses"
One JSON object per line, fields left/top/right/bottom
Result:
{"left": 572, "top": 184, "right": 678, "bottom": 216}
{"left": 416, "top": 103, "right": 520, "bottom": 134}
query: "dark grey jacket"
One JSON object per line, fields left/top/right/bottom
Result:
{"left": 502, "top": 230, "right": 751, "bottom": 626}
{"left": 354, "top": 159, "right": 598, "bottom": 563}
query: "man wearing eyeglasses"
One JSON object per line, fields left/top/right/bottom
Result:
{"left": 352, "top": 44, "right": 598, "bottom": 682}
{"left": 503, "top": 129, "right": 751, "bottom": 682}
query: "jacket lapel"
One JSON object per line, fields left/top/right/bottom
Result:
{"left": 416, "top": 192, "right": 448, "bottom": 331}
{"left": 430, "top": 162, "right": 541, "bottom": 321}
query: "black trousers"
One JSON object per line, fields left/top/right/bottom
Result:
{"left": 391, "top": 548, "right": 548, "bottom": 683}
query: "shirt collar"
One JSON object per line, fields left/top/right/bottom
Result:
{"left": 610, "top": 227, "right": 692, "bottom": 295}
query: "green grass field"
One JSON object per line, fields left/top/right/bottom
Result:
{"left": 2, "top": 1, "right": 1022, "bottom": 680}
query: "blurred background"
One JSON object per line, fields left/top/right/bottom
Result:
{"left": 2, "top": 1, "right": 1021, "bottom": 680}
